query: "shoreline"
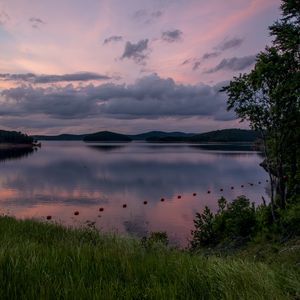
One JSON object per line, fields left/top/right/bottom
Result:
{"left": 0, "top": 143, "right": 35, "bottom": 150}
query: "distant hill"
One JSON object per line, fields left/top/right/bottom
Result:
{"left": 33, "top": 134, "right": 86, "bottom": 141}
{"left": 130, "top": 131, "right": 194, "bottom": 140}
{"left": 146, "top": 129, "right": 261, "bottom": 143}
{"left": 33, "top": 129, "right": 260, "bottom": 143}
{"left": 0, "top": 130, "right": 33, "bottom": 144}
{"left": 83, "top": 131, "right": 132, "bottom": 142}
{"left": 189, "top": 129, "right": 261, "bottom": 142}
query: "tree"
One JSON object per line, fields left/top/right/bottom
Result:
{"left": 221, "top": 0, "right": 300, "bottom": 218}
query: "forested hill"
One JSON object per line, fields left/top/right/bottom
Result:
{"left": 83, "top": 131, "right": 132, "bottom": 142}
{"left": 146, "top": 129, "right": 261, "bottom": 142}
{"left": 0, "top": 130, "right": 33, "bottom": 144}
{"left": 189, "top": 129, "right": 261, "bottom": 142}
{"left": 129, "top": 131, "right": 194, "bottom": 140}
{"left": 33, "top": 129, "right": 260, "bottom": 143}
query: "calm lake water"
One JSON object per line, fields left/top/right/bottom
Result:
{"left": 0, "top": 141, "right": 269, "bottom": 246}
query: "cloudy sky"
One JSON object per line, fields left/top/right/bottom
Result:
{"left": 0, "top": 0, "right": 281, "bottom": 134}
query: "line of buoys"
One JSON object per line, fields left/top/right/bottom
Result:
{"left": 53, "top": 179, "right": 267, "bottom": 221}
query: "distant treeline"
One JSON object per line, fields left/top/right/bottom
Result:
{"left": 33, "top": 129, "right": 260, "bottom": 143}
{"left": 83, "top": 131, "right": 131, "bottom": 142}
{"left": 146, "top": 129, "right": 261, "bottom": 143}
{"left": 0, "top": 130, "right": 33, "bottom": 144}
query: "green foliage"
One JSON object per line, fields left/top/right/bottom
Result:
{"left": 0, "top": 130, "right": 33, "bottom": 144}
{"left": 280, "top": 201, "right": 300, "bottom": 237}
{"left": 141, "top": 232, "right": 169, "bottom": 249}
{"left": 0, "top": 216, "right": 299, "bottom": 299}
{"left": 221, "top": 0, "right": 300, "bottom": 211}
{"left": 191, "top": 196, "right": 257, "bottom": 249}
{"left": 191, "top": 193, "right": 300, "bottom": 254}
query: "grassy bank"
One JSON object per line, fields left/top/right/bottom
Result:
{"left": 0, "top": 217, "right": 299, "bottom": 299}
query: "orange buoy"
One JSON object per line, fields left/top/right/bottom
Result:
{"left": 143, "top": 201, "right": 147, "bottom": 205}
{"left": 74, "top": 211, "right": 79, "bottom": 216}
{"left": 99, "top": 208, "right": 104, "bottom": 212}
{"left": 46, "top": 215, "right": 52, "bottom": 220}
{"left": 123, "top": 204, "right": 127, "bottom": 208}
{"left": 193, "top": 193, "right": 197, "bottom": 196}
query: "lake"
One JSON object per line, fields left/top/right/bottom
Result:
{"left": 0, "top": 141, "right": 269, "bottom": 246}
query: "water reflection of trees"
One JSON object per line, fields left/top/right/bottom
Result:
{"left": 0, "top": 147, "right": 35, "bottom": 162}
{"left": 189, "top": 144, "right": 258, "bottom": 152}
{"left": 87, "top": 145, "right": 125, "bottom": 152}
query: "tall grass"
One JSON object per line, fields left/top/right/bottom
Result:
{"left": 0, "top": 216, "right": 298, "bottom": 299}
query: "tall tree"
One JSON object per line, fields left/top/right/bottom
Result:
{"left": 221, "top": 0, "right": 300, "bottom": 218}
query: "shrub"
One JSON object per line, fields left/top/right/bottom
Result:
{"left": 191, "top": 196, "right": 257, "bottom": 250}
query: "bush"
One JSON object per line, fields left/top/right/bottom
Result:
{"left": 191, "top": 196, "right": 257, "bottom": 250}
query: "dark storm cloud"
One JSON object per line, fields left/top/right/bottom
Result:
{"left": 0, "top": 72, "right": 111, "bottom": 83}
{"left": 103, "top": 35, "right": 123, "bottom": 45}
{"left": 121, "top": 39, "right": 149, "bottom": 64}
{"left": 205, "top": 55, "right": 257, "bottom": 73}
{"left": 0, "top": 74, "right": 234, "bottom": 121}
{"left": 132, "top": 9, "right": 163, "bottom": 24}
{"left": 161, "top": 29, "right": 183, "bottom": 43}
{"left": 29, "top": 17, "right": 46, "bottom": 29}
{"left": 216, "top": 37, "right": 244, "bottom": 51}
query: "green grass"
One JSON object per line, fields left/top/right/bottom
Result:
{"left": 0, "top": 216, "right": 299, "bottom": 299}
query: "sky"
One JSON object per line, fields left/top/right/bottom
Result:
{"left": 0, "top": 0, "right": 281, "bottom": 134}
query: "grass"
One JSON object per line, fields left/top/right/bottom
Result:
{"left": 0, "top": 216, "right": 299, "bottom": 299}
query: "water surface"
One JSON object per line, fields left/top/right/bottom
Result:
{"left": 0, "top": 141, "right": 269, "bottom": 246}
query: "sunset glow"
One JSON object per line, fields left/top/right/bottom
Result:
{"left": 0, "top": 0, "right": 281, "bottom": 134}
